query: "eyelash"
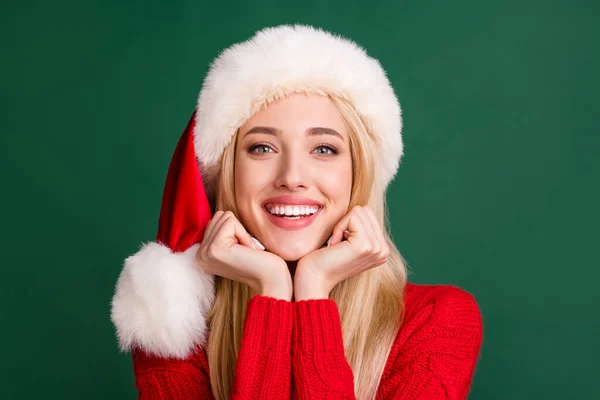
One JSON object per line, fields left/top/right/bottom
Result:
{"left": 248, "top": 142, "right": 338, "bottom": 156}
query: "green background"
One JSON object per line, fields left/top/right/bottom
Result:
{"left": 2, "top": 0, "right": 598, "bottom": 398}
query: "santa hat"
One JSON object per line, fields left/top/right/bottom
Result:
{"left": 110, "top": 24, "right": 403, "bottom": 359}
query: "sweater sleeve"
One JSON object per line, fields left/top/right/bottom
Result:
{"left": 131, "top": 295, "right": 294, "bottom": 400}
{"left": 377, "top": 287, "right": 484, "bottom": 400}
{"left": 132, "top": 345, "right": 214, "bottom": 400}
{"left": 292, "top": 299, "right": 355, "bottom": 399}
{"left": 231, "top": 295, "right": 294, "bottom": 399}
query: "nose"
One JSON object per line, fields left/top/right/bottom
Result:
{"left": 273, "top": 150, "right": 307, "bottom": 190}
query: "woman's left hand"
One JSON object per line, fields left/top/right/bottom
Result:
{"left": 294, "top": 205, "right": 389, "bottom": 300}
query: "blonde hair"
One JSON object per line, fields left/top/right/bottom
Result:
{"left": 206, "top": 93, "right": 408, "bottom": 400}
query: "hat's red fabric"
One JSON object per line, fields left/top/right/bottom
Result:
{"left": 157, "top": 112, "right": 213, "bottom": 253}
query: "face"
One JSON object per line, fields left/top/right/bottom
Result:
{"left": 234, "top": 93, "right": 353, "bottom": 261}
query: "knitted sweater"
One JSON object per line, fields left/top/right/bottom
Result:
{"left": 129, "top": 283, "right": 483, "bottom": 399}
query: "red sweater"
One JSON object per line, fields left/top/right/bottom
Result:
{"left": 130, "top": 283, "right": 483, "bottom": 399}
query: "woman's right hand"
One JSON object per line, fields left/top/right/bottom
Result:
{"left": 195, "top": 211, "right": 292, "bottom": 300}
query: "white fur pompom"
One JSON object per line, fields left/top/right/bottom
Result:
{"left": 110, "top": 242, "right": 215, "bottom": 359}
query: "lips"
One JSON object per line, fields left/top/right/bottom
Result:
{"left": 260, "top": 195, "right": 324, "bottom": 230}
{"left": 262, "top": 204, "right": 322, "bottom": 231}
{"left": 262, "top": 195, "right": 323, "bottom": 207}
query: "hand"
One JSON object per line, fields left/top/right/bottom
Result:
{"left": 294, "top": 206, "right": 389, "bottom": 300}
{"left": 195, "top": 211, "right": 292, "bottom": 300}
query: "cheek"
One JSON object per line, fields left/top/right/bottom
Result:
{"left": 319, "top": 160, "right": 353, "bottom": 204}
{"left": 234, "top": 162, "right": 250, "bottom": 200}
{"left": 234, "top": 157, "right": 272, "bottom": 210}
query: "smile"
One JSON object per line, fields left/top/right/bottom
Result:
{"left": 265, "top": 204, "right": 320, "bottom": 217}
{"left": 262, "top": 204, "right": 323, "bottom": 230}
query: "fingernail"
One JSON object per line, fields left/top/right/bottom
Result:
{"left": 327, "top": 236, "right": 332, "bottom": 247}
{"left": 252, "top": 237, "right": 265, "bottom": 250}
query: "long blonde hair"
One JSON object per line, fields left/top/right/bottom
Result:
{"left": 206, "top": 93, "right": 408, "bottom": 400}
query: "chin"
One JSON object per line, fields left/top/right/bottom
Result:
{"left": 267, "top": 242, "right": 315, "bottom": 262}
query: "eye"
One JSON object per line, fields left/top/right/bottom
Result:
{"left": 248, "top": 143, "right": 274, "bottom": 154}
{"left": 313, "top": 144, "right": 338, "bottom": 156}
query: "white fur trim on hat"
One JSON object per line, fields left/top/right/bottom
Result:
{"left": 194, "top": 24, "right": 403, "bottom": 195}
{"left": 110, "top": 242, "right": 215, "bottom": 359}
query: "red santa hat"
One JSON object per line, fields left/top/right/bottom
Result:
{"left": 110, "top": 24, "right": 404, "bottom": 359}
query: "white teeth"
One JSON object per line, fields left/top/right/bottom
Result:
{"left": 265, "top": 204, "right": 320, "bottom": 217}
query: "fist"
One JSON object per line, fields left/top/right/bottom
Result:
{"left": 295, "top": 205, "right": 389, "bottom": 299}
{"left": 196, "top": 211, "right": 292, "bottom": 299}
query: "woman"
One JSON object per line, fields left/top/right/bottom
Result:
{"left": 111, "top": 25, "right": 483, "bottom": 400}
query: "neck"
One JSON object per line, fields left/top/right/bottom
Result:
{"left": 286, "top": 260, "right": 298, "bottom": 302}
{"left": 287, "top": 260, "right": 298, "bottom": 278}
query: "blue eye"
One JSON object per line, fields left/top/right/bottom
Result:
{"left": 249, "top": 144, "right": 274, "bottom": 154}
{"left": 313, "top": 145, "right": 338, "bottom": 155}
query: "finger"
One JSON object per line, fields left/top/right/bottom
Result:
{"left": 211, "top": 211, "right": 236, "bottom": 242}
{"left": 252, "top": 236, "right": 266, "bottom": 250}
{"left": 197, "top": 210, "right": 226, "bottom": 266}
{"left": 328, "top": 230, "right": 349, "bottom": 247}
{"left": 363, "top": 207, "right": 389, "bottom": 264}
{"left": 330, "top": 212, "right": 352, "bottom": 246}
{"left": 330, "top": 206, "right": 362, "bottom": 246}
{"left": 203, "top": 210, "right": 226, "bottom": 244}
{"left": 352, "top": 207, "right": 380, "bottom": 254}
{"left": 363, "top": 206, "right": 386, "bottom": 253}
{"left": 360, "top": 206, "right": 381, "bottom": 253}
{"left": 232, "top": 219, "right": 258, "bottom": 250}
{"left": 217, "top": 213, "right": 257, "bottom": 250}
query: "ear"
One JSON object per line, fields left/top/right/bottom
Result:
{"left": 110, "top": 242, "right": 215, "bottom": 359}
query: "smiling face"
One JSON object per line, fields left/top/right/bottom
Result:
{"left": 234, "top": 93, "right": 353, "bottom": 261}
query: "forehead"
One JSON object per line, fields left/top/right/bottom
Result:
{"left": 238, "top": 93, "right": 348, "bottom": 141}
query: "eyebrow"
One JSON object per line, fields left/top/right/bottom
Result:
{"left": 243, "top": 126, "right": 344, "bottom": 141}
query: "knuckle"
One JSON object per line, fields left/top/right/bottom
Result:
{"left": 380, "top": 248, "right": 390, "bottom": 263}
{"left": 195, "top": 247, "right": 203, "bottom": 262}
{"left": 349, "top": 205, "right": 361, "bottom": 215}
{"left": 206, "top": 245, "right": 220, "bottom": 260}
{"left": 221, "top": 217, "right": 236, "bottom": 231}
{"left": 382, "top": 247, "right": 390, "bottom": 259}
{"left": 196, "top": 248, "right": 210, "bottom": 269}
{"left": 359, "top": 241, "right": 372, "bottom": 254}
